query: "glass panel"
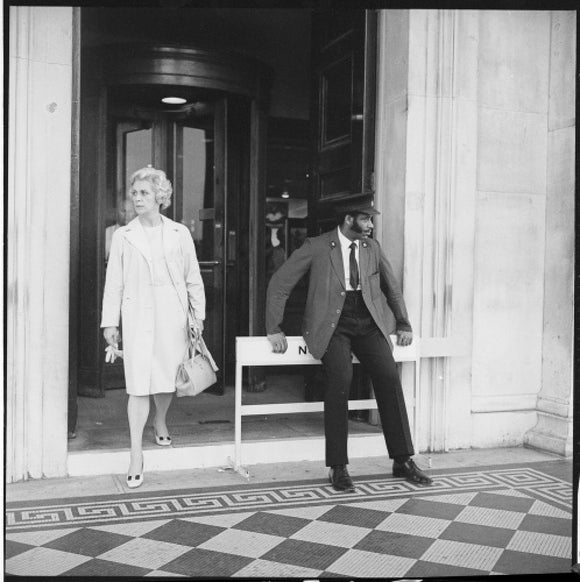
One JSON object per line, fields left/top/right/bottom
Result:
{"left": 181, "top": 125, "right": 215, "bottom": 261}
{"left": 125, "top": 128, "right": 152, "bottom": 192}
{"left": 265, "top": 199, "right": 288, "bottom": 284}
{"left": 106, "top": 127, "right": 151, "bottom": 261}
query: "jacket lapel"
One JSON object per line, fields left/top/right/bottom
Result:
{"left": 124, "top": 217, "right": 153, "bottom": 270}
{"left": 161, "top": 217, "right": 190, "bottom": 317}
{"left": 328, "top": 229, "right": 346, "bottom": 290}
{"left": 359, "top": 240, "right": 369, "bottom": 285}
{"left": 161, "top": 215, "right": 181, "bottom": 260}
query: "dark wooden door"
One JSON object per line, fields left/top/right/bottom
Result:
{"left": 310, "top": 9, "right": 378, "bottom": 232}
{"left": 309, "top": 9, "right": 378, "bottom": 410}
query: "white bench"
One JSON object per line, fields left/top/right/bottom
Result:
{"left": 232, "top": 335, "right": 421, "bottom": 478}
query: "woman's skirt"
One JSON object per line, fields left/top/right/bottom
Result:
{"left": 144, "top": 283, "right": 188, "bottom": 395}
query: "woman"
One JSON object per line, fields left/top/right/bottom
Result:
{"left": 101, "top": 166, "right": 205, "bottom": 488}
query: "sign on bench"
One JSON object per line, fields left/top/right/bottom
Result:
{"left": 232, "top": 335, "right": 420, "bottom": 478}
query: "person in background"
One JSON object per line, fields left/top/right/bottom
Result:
{"left": 266, "top": 197, "right": 432, "bottom": 491}
{"left": 101, "top": 166, "right": 205, "bottom": 488}
{"left": 105, "top": 196, "right": 136, "bottom": 261}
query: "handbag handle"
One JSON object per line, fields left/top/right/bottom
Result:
{"left": 185, "top": 328, "right": 219, "bottom": 372}
{"left": 196, "top": 336, "right": 219, "bottom": 372}
{"left": 186, "top": 321, "right": 200, "bottom": 347}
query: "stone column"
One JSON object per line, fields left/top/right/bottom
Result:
{"left": 7, "top": 6, "right": 74, "bottom": 481}
{"left": 373, "top": 10, "right": 410, "bottom": 429}
{"left": 375, "top": 10, "right": 479, "bottom": 452}
{"left": 375, "top": 9, "right": 574, "bottom": 456}
{"left": 524, "top": 12, "right": 576, "bottom": 456}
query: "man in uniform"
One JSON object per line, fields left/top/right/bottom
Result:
{"left": 266, "top": 198, "right": 432, "bottom": 491}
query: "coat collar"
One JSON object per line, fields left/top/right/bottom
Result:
{"left": 123, "top": 215, "right": 180, "bottom": 267}
{"left": 323, "top": 228, "right": 341, "bottom": 289}
{"left": 124, "top": 217, "right": 152, "bottom": 265}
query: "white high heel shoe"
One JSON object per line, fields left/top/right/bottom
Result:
{"left": 126, "top": 458, "right": 144, "bottom": 489}
{"left": 154, "top": 430, "right": 172, "bottom": 447}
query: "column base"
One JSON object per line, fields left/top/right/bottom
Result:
{"left": 524, "top": 411, "right": 572, "bottom": 457}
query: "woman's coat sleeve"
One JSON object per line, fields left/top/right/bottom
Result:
{"left": 101, "top": 229, "right": 124, "bottom": 328}
{"left": 182, "top": 228, "right": 206, "bottom": 321}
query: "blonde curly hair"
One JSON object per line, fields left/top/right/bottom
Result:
{"left": 129, "top": 166, "right": 173, "bottom": 210}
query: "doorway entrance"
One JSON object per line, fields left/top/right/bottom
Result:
{"left": 75, "top": 43, "right": 269, "bottom": 401}
{"left": 71, "top": 40, "right": 273, "bottom": 452}
{"left": 70, "top": 9, "right": 383, "bottom": 463}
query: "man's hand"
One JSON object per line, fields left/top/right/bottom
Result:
{"left": 396, "top": 329, "right": 413, "bottom": 346}
{"left": 103, "top": 326, "right": 120, "bottom": 347}
{"left": 268, "top": 332, "right": 288, "bottom": 354}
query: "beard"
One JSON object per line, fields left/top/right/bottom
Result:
{"left": 351, "top": 220, "right": 370, "bottom": 236}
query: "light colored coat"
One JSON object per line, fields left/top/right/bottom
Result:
{"left": 101, "top": 216, "right": 205, "bottom": 394}
{"left": 266, "top": 228, "right": 412, "bottom": 359}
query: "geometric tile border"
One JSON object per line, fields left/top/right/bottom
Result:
{"left": 6, "top": 467, "right": 571, "bottom": 531}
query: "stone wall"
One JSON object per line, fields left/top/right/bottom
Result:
{"left": 524, "top": 11, "right": 576, "bottom": 456}
{"left": 375, "top": 9, "right": 575, "bottom": 453}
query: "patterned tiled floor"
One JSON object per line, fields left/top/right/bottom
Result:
{"left": 5, "top": 462, "right": 573, "bottom": 578}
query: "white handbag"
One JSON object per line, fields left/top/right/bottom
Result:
{"left": 175, "top": 332, "right": 219, "bottom": 397}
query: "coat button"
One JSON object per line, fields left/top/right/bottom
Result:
{"left": 341, "top": 291, "right": 345, "bottom": 296}
{"left": 331, "top": 323, "right": 335, "bottom": 328}
{"left": 336, "top": 309, "right": 341, "bottom": 314}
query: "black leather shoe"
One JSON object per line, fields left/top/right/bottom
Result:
{"left": 392, "top": 458, "right": 433, "bottom": 486}
{"left": 329, "top": 464, "right": 356, "bottom": 492}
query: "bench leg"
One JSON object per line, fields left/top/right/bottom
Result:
{"left": 232, "top": 363, "right": 250, "bottom": 480}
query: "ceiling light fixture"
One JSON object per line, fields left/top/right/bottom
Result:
{"left": 162, "top": 97, "right": 187, "bottom": 105}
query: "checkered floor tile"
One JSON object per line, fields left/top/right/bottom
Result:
{"left": 5, "top": 462, "right": 573, "bottom": 578}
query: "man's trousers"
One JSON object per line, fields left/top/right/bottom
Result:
{"left": 320, "top": 291, "right": 415, "bottom": 466}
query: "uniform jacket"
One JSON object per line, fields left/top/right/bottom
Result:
{"left": 101, "top": 215, "right": 205, "bottom": 392}
{"left": 266, "top": 228, "right": 412, "bottom": 360}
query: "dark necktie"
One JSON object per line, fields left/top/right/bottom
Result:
{"left": 349, "top": 242, "right": 359, "bottom": 290}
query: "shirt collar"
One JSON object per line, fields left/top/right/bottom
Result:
{"left": 337, "top": 227, "right": 357, "bottom": 249}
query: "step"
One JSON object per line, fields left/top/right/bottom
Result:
{"left": 67, "top": 434, "right": 387, "bottom": 477}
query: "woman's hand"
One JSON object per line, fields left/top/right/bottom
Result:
{"left": 191, "top": 318, "right": 204, "bottom": 341}
{"left": 103, "top": 326, "right": 120, "bottom": 347}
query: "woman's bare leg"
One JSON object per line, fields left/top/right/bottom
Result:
{"left": 153, "top": 393, "right": 173, "bottom": 437}
{"left": 127, "top": 394, "right": 150, "bottom": 474}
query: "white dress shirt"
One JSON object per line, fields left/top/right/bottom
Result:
{"left": 337, "top": 227, "right": 361, "bottom": 291}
